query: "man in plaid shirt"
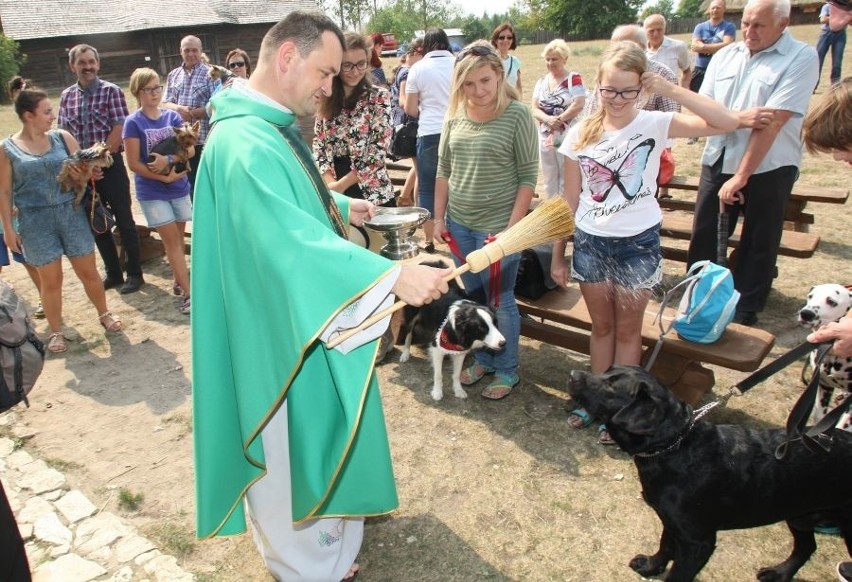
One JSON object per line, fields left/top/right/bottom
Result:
{"left": 59, "top": 44, "right": 144, "bottom": 294}
{"left": 162, "top": 35, "right": 216, "bottom": 197}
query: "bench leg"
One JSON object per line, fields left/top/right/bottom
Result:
{"left": 641, "top": 350, "right": 715, "bottom": 406}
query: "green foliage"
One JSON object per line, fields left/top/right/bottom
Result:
{"left": 366, "top": 0, "right": 461, "bottom": 40}
{"left": 117, "top": 487, "right": 144, "bottom": 512}
{"left": 640, "top": 0, "right": 676, "bottom": 21}
{"left": 0, "top": 34, "right": 24, "bottom": 104}
{"left": 676, "top": 0, "right": 706, "bottom": 18}
{"left": 542, "top": 0, "right": 644, "bottom": 39}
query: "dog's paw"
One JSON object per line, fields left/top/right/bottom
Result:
{"left": 452, "top": 385, "right": 468, "bottom": 399}
{"left": 629, "top": 554, "right": 667, "bottom": 577}
{"left": 756, "top": 566, "right": 791, "bottom": 582}
{"left": 399, "top": 350, "right": 410, "bottom": 363}
{"left": 431, "top": 388, "right": 443, "bottom": 401}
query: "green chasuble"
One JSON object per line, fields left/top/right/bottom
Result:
{"left": 192, "top": 86, "right": 399, "bottom": 538}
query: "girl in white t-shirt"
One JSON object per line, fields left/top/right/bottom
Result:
{"left": 552, "top": 42, "right": 738, "bottom": 445}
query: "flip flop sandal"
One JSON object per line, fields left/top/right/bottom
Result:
{"left": 47, "top": 332, "right": 67, "bottom": 354}
{"left": 459, "top": 363, "right": 494, "bottom": 386}
{"left": 566, "top": 407, "right": 594, "bottom": 429}
{"left": 481, "top": 373, "right": 519, "bottom": 400}
{"left": 598, "top": 424, "right": 616, "bottom": 446}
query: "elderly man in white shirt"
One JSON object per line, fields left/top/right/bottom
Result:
{"left": 644, "top": 14, "right": 692, "bottom": 88}
{"left": 687, "top": 0, "right": 818, "bottom": 327}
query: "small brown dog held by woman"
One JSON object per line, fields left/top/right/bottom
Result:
{"left": 0, "top": 86, "right": 123, "bottom": 353}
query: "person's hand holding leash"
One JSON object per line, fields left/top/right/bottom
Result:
{"left": 808, "top": 315, "right": 852, "bottom": 358}
{"left": 718, "top": 175, "right": 747, "bottom": 205}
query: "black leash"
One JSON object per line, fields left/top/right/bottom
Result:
{"left": 711, "top": 339, "right": 847, "bottom": 461}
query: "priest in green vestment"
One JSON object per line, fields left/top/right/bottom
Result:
{"left": 191, "top": 12, "right": 450, "bottom": 581}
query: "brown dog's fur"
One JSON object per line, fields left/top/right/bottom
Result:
{"left": 57, "top": 142, "right": 113, "bottom": 205}
{"left": 147, "top": 121, "right": 200, "bottom": 175}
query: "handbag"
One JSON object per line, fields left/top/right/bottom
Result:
{"left": 390, "top": 119, "right": 418, "bottom": 159}
{"left": 81, "top": 184, "right": 115, "bottom": 236}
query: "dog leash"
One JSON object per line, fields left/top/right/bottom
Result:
{"left": 441, "top": 232, "right": 502, "bottom": 309}
{"left": 711, "top": 340, "right": 849, "bottom": 460}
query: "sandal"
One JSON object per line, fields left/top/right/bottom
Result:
{"left": 33, "top": 303, "right": 45, "bottom": 319}
{"left": 598, "top": 424, "right": 616, "bottom": 446}
{"left": 481, "top": 373, "right": 519, "bottom": 400}
{"left": 567, "top": 407, "right": 594, "bottom": 429}
{"left": 172, "top": 281, "right": 183, "bottom": 296}
{"left": 459, "top": 363, "right": 494, "bottom": 386}
{"left": 179, "top": 296, "right": 191, "bottom": 315}
{"left": 47, "top": 332, "right": 67, "bottom": 354}
{"left": 99, "top": 311, "right": 123, "bottom": 332}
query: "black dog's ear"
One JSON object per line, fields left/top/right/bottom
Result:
{"left": 610, "top": 382, "right": 662, "bottom": 435}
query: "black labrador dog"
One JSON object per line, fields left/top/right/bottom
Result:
{"left": 567, "top": 366, "right": 852, "bottom": 582}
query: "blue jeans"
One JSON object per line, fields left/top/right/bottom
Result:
{"left": 446, "top": 216, "right": 521, "bottom": 377}
{"left": 816, "top": 29, "right": 846, "bottom": 85}
{"left": 416, "top": 133, "right": 440, "bottom": 215}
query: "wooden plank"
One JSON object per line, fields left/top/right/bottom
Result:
{"left": 660, "top": 212, "right": 819, "bottom": 257}
{"left": 662, "top": 175, "right": 848, "bottom": 204}
{"left": 516, "top": 287, "right": 775, "bottom": 372}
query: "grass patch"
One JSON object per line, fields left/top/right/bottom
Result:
{"left": 117, "top": 487, "right": 144, "bottom": 512}
{"left": 143, "top": 520, "right": 195, "bottom": 558}
{"left": 44, "top": 457, "right": 83, "bottom": 472}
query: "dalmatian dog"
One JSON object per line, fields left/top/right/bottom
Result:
{"left": 797, "top": 283, "right": 852, "bottom": 431}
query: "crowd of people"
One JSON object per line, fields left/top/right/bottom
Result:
{"left": 1, "top": 0, "right": 851, "bottom": 579}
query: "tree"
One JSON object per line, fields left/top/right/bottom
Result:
{"left": 366, "top": 0, "right": 459, "bottom": 41}
{"left": 640, "top": 0, "right": 676, "bottom": 21}
{"left": 676, "top": 0, "right": 706, "bottom": 18}
{"left": 541, "top": 0, "right": 643, "bottom": 39}
{"left": 0, "top": 34, "right": 23, "bottom": 104}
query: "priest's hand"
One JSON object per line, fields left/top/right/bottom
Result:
{"left": 394, "top": 264, "right": 452, "bottom": 306}
{"left": 349, "top": 199, "right": 375, "bottom": 227}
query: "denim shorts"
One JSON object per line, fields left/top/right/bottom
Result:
{"left": 139, "top": 195, "right": 193, "bottom": 228}
{"left": 17, "top": 202, "right": 94, "bottom": 267}
{"left": 0, "top": 233, "right": 28, "bottom": 266}
{"left": 572, "top": 225, "right": 662, "bottom": 290}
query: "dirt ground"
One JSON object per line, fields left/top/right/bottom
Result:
{"left": 2, "top": 24, "right": 851, "bottom": 582}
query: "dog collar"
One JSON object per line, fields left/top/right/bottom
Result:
{"left": 435, "top": 318, "right": 465, "bottom": 353}
{"left": 634, "top": 401, "right": 720, "bottom": 459}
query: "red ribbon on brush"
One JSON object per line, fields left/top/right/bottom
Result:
{"left": 441, "top": 232, "right": 501, "bottom": 309}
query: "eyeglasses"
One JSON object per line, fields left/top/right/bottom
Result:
{"left": 599, "top": 86, "right": 641, "bottom": 101}
{"left": 140, "top": 85, "right": 163, "bottom": 95}
{"left": 497, "top": 35, "right": 514, "bottom": 41}
{"left": 340, "top": 60, "right": 368, "bottom": 73}
{"left": 228, "top": 61, "right": 246, "bottom": 69}
{"left": 456, "top": 45, "right": 497, "bottom": 63}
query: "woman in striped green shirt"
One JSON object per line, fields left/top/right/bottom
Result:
{"left": 432, "top": 41, "right": 539, "bottom": 400}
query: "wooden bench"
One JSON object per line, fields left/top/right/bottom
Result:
{"left": 661, "top": 175, "right": 849, "bottom": 233}
{"left": 516, "top": 287, "right": 776, "bottom": 405}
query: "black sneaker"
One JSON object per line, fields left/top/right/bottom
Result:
{"left": 733, "top": 310, "right": 758, "bottom": 326}
{"left": 120, "top": 275, "right": 144, "bottom": 294}
{"left": 103, "top": 275, "right": 125, "bottom": 290}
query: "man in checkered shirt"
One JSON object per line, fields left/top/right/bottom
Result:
{"left": 162, "top": 35, "right": 216, "bottom": 198}
{"left": 58, "top": 44, "right": 144, "bottom": 294}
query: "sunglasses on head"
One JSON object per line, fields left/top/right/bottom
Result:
{"left": 455, "top": 45, "right": 497, "bottom": 63}
{"left": 228, "top": 61, "right": 246, "bottom": 69}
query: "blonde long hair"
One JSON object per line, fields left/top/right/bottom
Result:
{"left": 574, "top": 42, "right": 647, "bottom": 150}
{"left": 446, "top": 40, "right": 519, "bottom": 119}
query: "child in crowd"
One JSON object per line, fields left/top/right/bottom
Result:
{"left": 551, "top": 42, "right": 738, "bottom": 444}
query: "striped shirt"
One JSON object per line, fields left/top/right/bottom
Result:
{"left": 58, "top": 79, "right": 129, "bottom": 150}
{"left": 164, "top": 63, "right": 216, "bottom": 144}
{"left": 438, "top": 100, "right": 539, "bottom": 233}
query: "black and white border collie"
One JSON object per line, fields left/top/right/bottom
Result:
{"left": 398, "top": 261, "right": 505, "bottom": 401}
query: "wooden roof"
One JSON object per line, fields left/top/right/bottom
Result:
{"left": 0, "top": 0, "right": 318, "bottom": 40}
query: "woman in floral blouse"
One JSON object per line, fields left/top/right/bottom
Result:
{"left": 314, "top": 31, "right": 395, "bottom": 208}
